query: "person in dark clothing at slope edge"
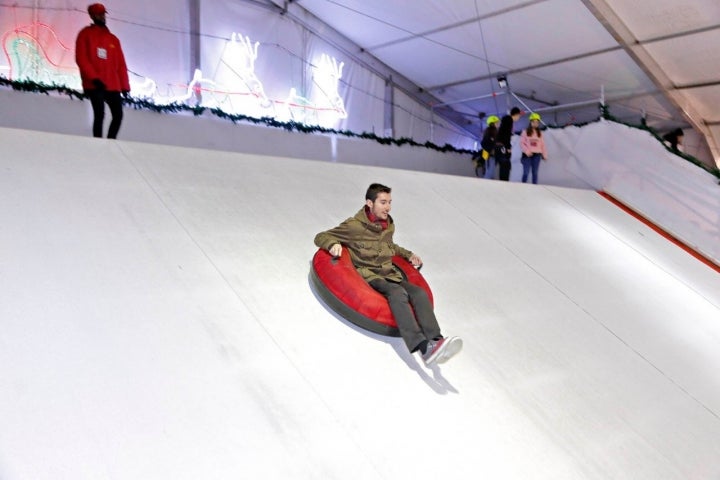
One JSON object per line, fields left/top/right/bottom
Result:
{"left": 662, "top": 128, "right": 684, "bottom": 153}
{"left": 495, "top": 107, "right": 523, "bottom": 181}
{"left": 75, "top": 3, "right": 130, "bottom": 139}
{"left": 481, "top": 115, "right": 499, "bottom": 179}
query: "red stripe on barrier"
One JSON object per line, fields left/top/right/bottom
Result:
{"left": 598, "top": 191, "right": 720, "bottom": 274}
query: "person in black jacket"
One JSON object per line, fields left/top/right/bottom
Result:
{"left": 662, "top": 128, "right": 684, "bottom": 153}
{"left": 481, "top": 115, "right": 499, "bottom": 179}
{"left": 495, "top": 107, "right": 523, "bottom": 181}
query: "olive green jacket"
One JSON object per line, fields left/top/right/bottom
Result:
{"left": 314, "top": 207, "right": 413, "bottom": 283}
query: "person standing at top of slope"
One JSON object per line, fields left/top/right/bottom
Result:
{"left": 482, "top": 115, "right": 500, "bottom": 180}
{"left": 75, "top": 3, "right": 130, "bottom": 139}
{"left": 662, "top": 128, "right": 684, "bottom": 153}
{"left": 314, "top": 183, "right": 462, "bottom": 367}
{"left": 496, "top": 107, "right": 523, "bottom": 181}
{"left": 520, "top": 112, "right": 548, "bottom": 184}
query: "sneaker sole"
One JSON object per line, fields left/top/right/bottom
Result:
{"left": 436, "top": 337, "right": 462, "bottom": 364}
{"left": 423, "top": 338, "right": 447, "bottom": 366}
{"left": 423, "top": 347, "right": 442, "bottom": 366}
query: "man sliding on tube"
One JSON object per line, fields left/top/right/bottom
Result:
{"left": 314, "top": 183, "right": 462, "bottom": 367}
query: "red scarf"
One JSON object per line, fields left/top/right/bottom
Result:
{"left": 365, "top": 206, "right": 388, "bottom": 230}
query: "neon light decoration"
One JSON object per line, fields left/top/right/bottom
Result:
{"left": 0, "top": 22, "right": 150, "bottom": 95}
{"left": 312, "top": 53, "right": 347, "bottom": 121}
{"left": 2, "top": 24, "right": 348, "bottom": 127}
{"left": 2, "top": 23, "right": 80, "bottom": 89}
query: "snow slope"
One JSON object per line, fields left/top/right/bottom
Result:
{"left": 1, "top": 126, "right": 720, "bottom": 479}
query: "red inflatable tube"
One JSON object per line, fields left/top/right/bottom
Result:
{"left": 310, "top": 247, "right": 434, "bottom": 336}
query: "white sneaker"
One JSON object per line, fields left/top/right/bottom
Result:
{"left": 421, "top": 336, "right": 463, "bottom": 366}
{"left": 436, "top": 336, "right": 462, "bottom": 364}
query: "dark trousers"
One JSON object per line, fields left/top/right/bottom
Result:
{"left": 497, "top": 153, "right": 512, "bottom": 181}
{"left": 521, "top": 153, "right": 542, "bottom": 184}
{"left": 369, "top": 278, "right": 442, "bottom": 352}
{"left": 88, "top": 90, "right": 124, "bottom": 139}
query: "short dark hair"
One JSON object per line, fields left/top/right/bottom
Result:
{"left": 510, "top": 107, "right": 521, "bottom": 116}
{"left": 366, "top": 183, "right": 391, "bottom": 202}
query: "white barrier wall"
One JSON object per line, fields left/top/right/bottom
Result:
{"left": 0, "top": 89, "right": 473, "bottom": 176}
{"left": 543, "top": 121, "right": 720, "bottom": 265}
{"left": 1, "top": 89, "right": 718, "bottom": 265}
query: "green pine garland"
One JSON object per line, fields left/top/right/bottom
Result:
{"left": 2, "top": 77, "right": 718, "bottom": 180}
{"left": 1, "top": 77, "right": 85, "bottom": 100}
{"left": 0, "top": 77, "right": 473, "bottom": 156}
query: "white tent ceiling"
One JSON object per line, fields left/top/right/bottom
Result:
{"left": 271, "top": 0, "right": 720, "bottom": 166}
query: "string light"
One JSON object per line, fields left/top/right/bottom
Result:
{"left": 2, "top": 24, "right": 349, "bottom": 126}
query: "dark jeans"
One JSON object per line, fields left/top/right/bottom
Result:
{"left": 521, "top": 153, "right": 542, "bottom": 184}
{"left": 369, "top": 278, "right": 442, "bottom": 352}
{"left": 87, "top": 90, "right": 123, "bottom": 139}
{"left": 497, "top": 153, "right": 511, "bottom": 181}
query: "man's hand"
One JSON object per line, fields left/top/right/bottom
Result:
{"left": 409, "top": 253, "right": 423, "bottom": 267}
{"left": 329, "top": 243, "right": 342, "bottom": 257}
{"left": 121, "top": 90, "right": 131, "bottom": 100}
{"left": 91, "top": 78, "right": 106, "bottom": 90}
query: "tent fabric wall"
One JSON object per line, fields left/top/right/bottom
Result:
{"left": 0, "top": 1, "right": 467, "bottom": 147}
{"left": 110, "top": 2, "right": 191, "bottom": 92}
{"left": 393, "top": 88, "right": 477, "bottom": 150}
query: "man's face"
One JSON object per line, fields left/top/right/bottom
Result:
{"left": 366, "top": 192, "right": 392, "bottom": 220}
{"left": 91, "top": 12, "right": 106, "bottom": 25}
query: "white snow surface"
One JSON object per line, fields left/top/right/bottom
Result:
{"left": 1, "top": 124, "right": 720, "bottom": 480}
